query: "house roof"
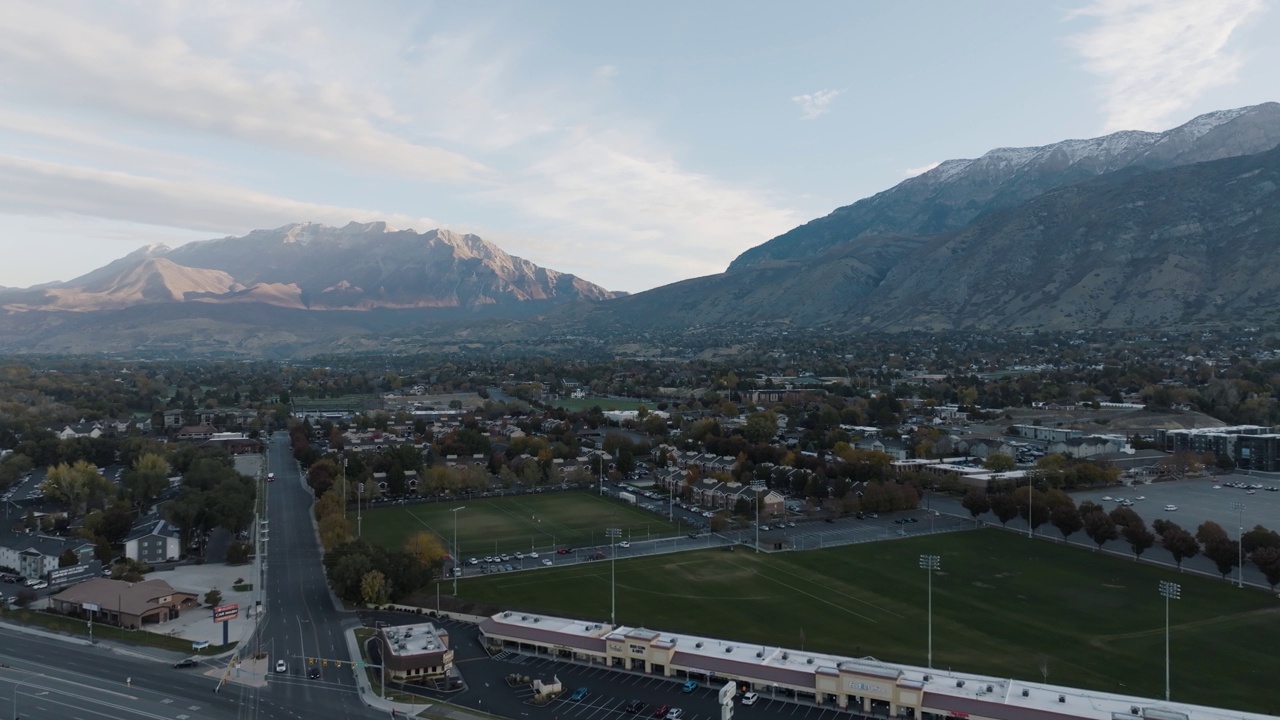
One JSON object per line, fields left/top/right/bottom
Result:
{"left": 124, "top": 518, "right": 181, "bottom": 543}
{"left": 51, "top": 577, "right": 196, "bottom": 616}
{"left": 0, "top": 531, "right": 94, "bottom": 558}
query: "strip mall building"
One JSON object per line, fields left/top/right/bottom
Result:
{"left": 478, "top": 611, "right": 1269, "bottom": 720}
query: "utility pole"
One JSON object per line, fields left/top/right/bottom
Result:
{"left": 751, "top": 479, "right": 766, "bottom": 553}
{"left": 919, "top": 554, "right": 940, "bottom": 669}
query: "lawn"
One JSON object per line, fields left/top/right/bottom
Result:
{"left": 453, "top": 529, "right": 1280, "bottom": 714}
{"left": 354, "top": 492, "right": 686, "bottom": 560}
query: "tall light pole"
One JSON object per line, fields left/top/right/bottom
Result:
{"left": 12, "top": 673, "right": 36, "bottom": 720}
{"left": 606, "top": 527, "right": 621, "bottom": 626}
{"left": 751, "top": 479, "right": 766, "bottom": 553}
{"left": 1158, "top": 580, "right": 1180, "bottom": 701}
{"left": 1026, "top": 481, "right": 1034, "bottom": 539}
{"left": 1231, "top": 502, "right": 1245, "bottom": 588}
{"left": 451, "top": 507, "right": 466, "bottom": 596}
{"left": 919, "top": 554, "right": 940, "bottom": 669}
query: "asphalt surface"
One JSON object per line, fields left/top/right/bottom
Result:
{"left": 257, "top": 431, "right": 374, "bottom": 716}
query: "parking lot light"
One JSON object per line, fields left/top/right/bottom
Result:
{"left": 606, "top": 527, "right": 622, "bottom": 626}
{"left": 1231, "top": 502, "right": 1245, "bottom": 588}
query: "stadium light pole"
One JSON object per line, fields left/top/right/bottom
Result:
{"left": 1231, "top": 502, "right": 1245, "bottom": 588}
{"left": 751, "top": 479, "right": 766, "bottom": 553}
{"left": 451, "top": 507, "right": 466, "bottom": 596}
{"left": 606, "top": 527, "right": 622, "bottom": 626}
{"left": 919, "top": 554, "right": 940, "bottom": 669}
{"left": 1026, "top": 480, "right": 1033, "bottom": 539}
{"left": 1158, "top": 580, "right": 1180, "bottom": 701}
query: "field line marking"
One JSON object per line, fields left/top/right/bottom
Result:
{"left": 761, "top": 561, "right": 907, "bottom": 619}
{"left": 723, "top": 559, "right": 879, "bottom": 624}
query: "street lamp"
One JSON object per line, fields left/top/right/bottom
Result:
{"left": 1158, "top": 580, "right": 1180, "bottom": 701}
{"left": 1231, "top": 502, "right": 1245, "bottom": 588}
{"left": 751, "top": 480, "right": 766, "bottom": 553}
{"left": 451, "top": 507, "right": 466, "bottom": 596}
{"left": 1026, "top": 481, "right": 1034, "bottom": 539}
{"left": 919, "top": 555, "right": 940, "bottom": 669}
{"left": 606, "top": 527, "right": 621, "bottom": 626}
{"left": 12, "top": 673, "right": 36, "bottom": 720}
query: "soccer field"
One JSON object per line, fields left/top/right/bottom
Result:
{"left": 354, "top": 491, "right": 684, "bottom": 559}
{"left": 453, "top": 529, "right": 1280, "bottom": 714}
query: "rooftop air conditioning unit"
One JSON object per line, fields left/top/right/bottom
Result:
{"left": 924, "top": 675, "right": 931, "bottom": 682}
{"left": 1021, "top": 689, "right": 1029, "bottom": 697}
{"left": 726, "top": 647, "right": 733, "bottom": 653}
{"left": 695, "top": 642, "right": 703, "bottom": 648}
{"left": 806, "top": 659, "right": 813, "bottom": 665}
{"left": 1130, "top": 707, "right": 1140, "bottom": 715}
{"left": 957, "top": 681, "right": 965, "bottom": 688}
{"left": 986, "top": 685, "right": 993, "bottom": 693}
{"left": 1058, "top": 695, "right": 1065, "bottom": 704}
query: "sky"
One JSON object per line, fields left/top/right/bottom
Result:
{"left": 0, "top": 0, "right": 1275, "bottom": 293}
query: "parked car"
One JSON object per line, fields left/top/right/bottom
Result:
{"left": 541, "top": 558, "right": 553, "bottom": 566}
{"left": 1164, "top": 504, "right": 1178, "bottom": 511}
{"left": 625, "top": 700, "right": 648, "bottom": 713}
{"left": 740, "top": 692, "right": 759, "bottom": 706}
{"left": 653, "top": 705, "right": 671, "bottom": 718}
{"left": 682, "top": 680, "right": 699, "bottom": 693}
{"left": 569, "top": 687, "right": 589, "bottom": 701}
{"left": 618, "top": 541, "right": 631, "bottom": 548}
{"left": 666, "top": 709, "right": 684, "bottom": 720}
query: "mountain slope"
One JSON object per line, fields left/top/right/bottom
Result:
{"left": 562, "top": 143, "right": 1280, "bottom": 334}
{"left": 729, "top": 102, "right": 1280, "bottom": 271}
{"left": 1, "top": 222, "right": 615, "bottom": 314}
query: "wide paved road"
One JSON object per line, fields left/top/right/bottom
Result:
{"left": 258, "top": 431, "right": 373, "bottom": 716}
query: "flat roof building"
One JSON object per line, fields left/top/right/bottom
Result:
{"left": 477, "top": 610, "right": 1270, "bottom": 720}
{"left": 378, "top": 622, "right": 454, "bottom": 684}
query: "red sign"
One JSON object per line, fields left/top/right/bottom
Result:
{"left": 949, "top": 713, "right": 969, "bottom": 719}
{"left": 213, "top": 603, "right": 239, "bottom": 622}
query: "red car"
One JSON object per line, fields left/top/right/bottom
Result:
{"left": 653, "top": 705, "right": 671, "bottom": 718}
{"left": 557, "top": 548, "right": 570, "bottom": 555}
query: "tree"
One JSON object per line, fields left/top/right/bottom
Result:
{"left": 983, "top": 454, "right": 1016, "bottom": 473}
{"left": 1121, "top": 520, "right": 1155, "bottom": 560}
{"left": 1082, "top": 510, "right": 1118, "bottom": 551}
{"left": 40, "top": 461, "right": 113, "bottom": 516}
{"left": 1013, "top": 485, "right": 1050, "bottom": 532}
{"left": 360, "top": 569, "right": 389, "bottom": 605}
{"left": 961, "top": 488, "right": 990, "bottom": 523}
{"left": 1108, "top": 506, "right": 1140, "bottom": 529}
{"left": 1049, "top": 503, "right": 1083, "bottom": 541}
{"left": 1203, "top": 537, "right": 1240, "bottom": 580}
{"left": 125, "top": 452, "right": 170, "bottom": 505}
{"left": 1250, "top": 546, "right": 1280, "bottom": 590}
{"left": 403, "top": 531, "right": 447, "bottom": 570}
{"left": 743, "top": 411, "right": 778, "bottom": 444}
{"left": 318, "top": 513, "right": 352, "bottom": 551}
{"left": 1196, "top": 520, "right": 1230, "bottom": 547}
{"left": 1241, "top": 525, "right": 1280, "bottom": 554}
{"left": 98, "top": 505, "right": 135, "bottom": 545}
{"left": 58, "top": 549, "right": 79, "bottom": 567}
{"left": 204, "top": 588, "right": 222, "bottom": 607}
{"left": 989, "top": 493, "right": 1020, "bottom": 527}
{"left": 1161, "top": 527, "right": 1201, "bottom": 570}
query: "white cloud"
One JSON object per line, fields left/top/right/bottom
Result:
{"left": 1067, "top": 0, "right": 1264, "bottom": 132}
{"left": 903, "top": 161, "right": 941, "bottom": 177}
{"left": 594, "top": 64, "right": 619, "bottom": 81}
{"left": 0, "top": 2, "right": 492, "bottom": 184}
{"left": 0, "top": 154, "right": 439, "bottom": 236}
{"left": 791, "top": 89, "right": 842, "bottom": 120}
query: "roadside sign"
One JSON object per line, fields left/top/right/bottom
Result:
{"left": 213, "top": 604, "right": 239, "bottom": 622}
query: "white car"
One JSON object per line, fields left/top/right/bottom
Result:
{"left": 1102, "top": 496, "right": 1113, "bottom": 501}
{"left": 741, "top": 692, "right": 759, "bottom": 706}
{"left": 1164, "top": 504, "right": 1178, "bottom": 511}
{"left": 618, "top": 541, "right": 631, "bottom": 548}
{"left": 275, "top": 660, "right": 287, "bottom": 673}
{"left": 541, "top": 558, "right": 553, "bottom": 566}
{"left": 528, "top": 552, "right": 539, "bottom": 559}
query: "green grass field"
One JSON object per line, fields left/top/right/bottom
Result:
{"left": 290, "top": 394, "right": 379, "bottom": 411}
{"left": 354, "top": 492, "right": 686, "bottom": 559}
{"left": 453, "top": 529, "right": 1280, "bottom": 714}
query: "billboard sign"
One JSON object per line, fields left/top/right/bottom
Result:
{"left": 50, "top": 561, "right": 99, "bottom": 586}
{"left": 213, "top": 603, "right": 239, "bottom": 622}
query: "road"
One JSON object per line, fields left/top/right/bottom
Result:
{"left": 258, "top": 430, "right": 374, "bottom": 716}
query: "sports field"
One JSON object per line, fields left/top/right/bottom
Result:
{"left": 354, "top": 492, "right": 685, "bottom": 559}
{"left": 550, "top": 396, "right": 653, "bottom": 411}
{"left": 454, "top": 529, "right": 1279, "bottom": 714}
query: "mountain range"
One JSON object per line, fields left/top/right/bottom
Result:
{"left": 2, "top": 102, "right": 1279, "bottom": 356}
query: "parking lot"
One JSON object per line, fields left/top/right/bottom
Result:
{"left": 507, "top": 654, "right": 858, "bottom": 720}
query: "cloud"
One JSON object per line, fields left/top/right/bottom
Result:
{"left": 791, "top": 89, "right": 842, "bottom": 120}
{"left": 0, "top": 2, "right": 492, "bottom": 184}
{"left": 903, "top": 161, "right": 941, "bottom": 177}
{"left": 0, "top": 154, "right": 439, "bottom": 235}
{"left": 1067, "top": 0, "right": 1264, "bottom": 132}
{"left": 594, "top": 64, "right": 619, "bottom": 81}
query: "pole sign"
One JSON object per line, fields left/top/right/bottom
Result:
{"left": 213, "top": 603, "right": 240, "bottom": 622}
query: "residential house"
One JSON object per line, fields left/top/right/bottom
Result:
{"left": 123, "top": 518, "right": 183, "bottom": 564}
{"left": 0, "top": 532, "right": 96, "bottom": 580}
{"left": 162, "top": 409, "right": 186, "bottom": 429}
{"left": 176, "top": 425, "right": 216, "bottom": 441}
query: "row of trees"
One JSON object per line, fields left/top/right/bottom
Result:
{"left": 310, "top": 448, "right": 447, "bottom": 604}
{"left": 961, "top": 487, "right": 1280, "bottom": 588}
